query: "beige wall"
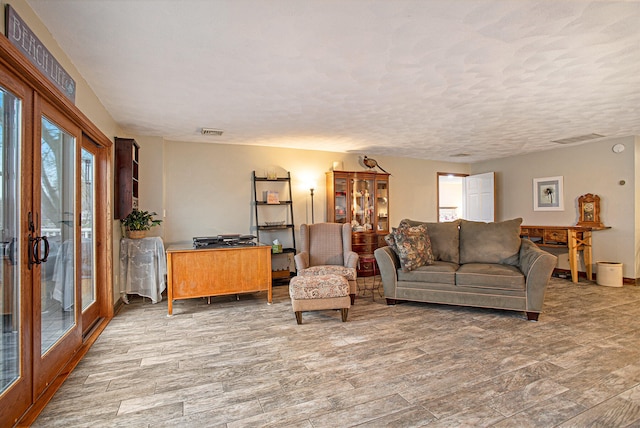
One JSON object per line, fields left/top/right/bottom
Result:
{"left": 473, "top": 135, "right": 637, "bottom": 279}
{"left": 159, "top": 140, "right": 469, "bottom": 247}
{"left": 132, "top": 136, "right": 165, "bottom": 236}
{"left": 143, "top": 134, "right": 640, "bottom": 283}
{"left": 126, "top": 140, "right": 468, "bottom": 296}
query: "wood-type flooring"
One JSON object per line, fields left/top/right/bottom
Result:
{"left": 33, "top": 276, "right": 640, "bottom": 427}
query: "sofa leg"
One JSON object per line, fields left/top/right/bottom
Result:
{"left": 386, "top": 298, "right": 397, "bottom": 305}
{"left": 350, "top": 293, "right": 355, "bottom": 305}
{"left": 341, "top": 308, "right": 348, "bottom": 322}
{"left": 294, "top": 311, "right": 302, "bottom": 325}
{"left": 526, "top": 312, "right": 539, "bottom": 321}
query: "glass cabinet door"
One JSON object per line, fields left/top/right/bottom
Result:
{"left": 350, "top": 177, "right": 374, "bottom": 232}
{"left": 333, "top": 177, "right": 348, "bottom": 223}
{"left": 376, "top": 179, "right": 389, "bottom": 233}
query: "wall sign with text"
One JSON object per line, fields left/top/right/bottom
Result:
{"left": 5, "top": 5, "right": 76, "bottom": 102}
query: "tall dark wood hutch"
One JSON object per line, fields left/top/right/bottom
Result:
{"left": 326, "top": 170, "right": 389, "bottom": 276}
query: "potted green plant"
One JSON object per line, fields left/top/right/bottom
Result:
{"left": 121, "top": 209, "right": 162, "bottom": 239}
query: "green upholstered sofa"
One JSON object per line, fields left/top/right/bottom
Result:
{"left": 374, "top": 218, "right": 557, "bottom": 321}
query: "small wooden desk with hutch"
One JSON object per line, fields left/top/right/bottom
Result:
{"left": 326, "top": 170, "right": 390, "bottom": 276}
{"left": 520, "top": 225, "right": 602, "bottom": 284}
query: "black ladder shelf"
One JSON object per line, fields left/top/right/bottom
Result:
{"left": 252, "top": 171, "right": 296, "bottom": 283}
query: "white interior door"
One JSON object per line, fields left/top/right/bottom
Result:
{"left": 464, "top": 172, "right": 495, "bottom": 222}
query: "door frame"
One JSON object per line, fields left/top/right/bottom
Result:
{"left": 437, "top": 172, "right": 496, "bottom": 222}
{"left": 437, "top": 172, "right": 467, "bottom": 222}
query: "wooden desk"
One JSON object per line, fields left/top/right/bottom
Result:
{"left": 520, "top": 225, "right": 596, "bottom": 283}
{"left": 165, "top": 244, "right": 272, "bottom": 315}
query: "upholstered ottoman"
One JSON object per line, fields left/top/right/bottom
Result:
{"left": 298, "top": 265, "right": 358, "bottom": 305}
{"left": 289, "top": 274, "right": 350, "bottom": 324}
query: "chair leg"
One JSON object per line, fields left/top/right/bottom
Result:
{"left": 294, "top": 311, "right": 302, "bottom": 325}
{"left": 350, "top": 293, "right": 355, "bottom": 305}
{"left": 341, "top": 308, "right": 348, "bottom": 322}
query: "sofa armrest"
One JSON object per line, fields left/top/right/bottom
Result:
{"left": 519, "top": 239, "right": 558, "bottom": 313}
{"left": 294, "top": 251, "right": 309, "bottom": 271}
{"left": 344, "top": 250, "right": 359, "bottom": 269}
{"left": 374, "top": 246, "right": 399, "bottom": 298}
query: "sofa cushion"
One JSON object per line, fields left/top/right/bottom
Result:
{"left": 456, "top": 263, "right": 525, "bottom": 291}
{"left": 397, "top": 261, "right": 458, "bottom": 285}
{"left": 402, "top": 219, "right": 460, "bottom": 264}
{"left": 392, "top": 223, "right": 435, "bottom": 272}
{"left": 459, "top": 218, "right": 522, "bottom": 265}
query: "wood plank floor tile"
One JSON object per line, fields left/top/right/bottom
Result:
{"left": 32, "top": 278, "right": 640, "bottom": 427}
{"left": 309, "top": 394, "right": 412, "bottom": 427}
{"left": 558, "top": 396, "right": 640, "bottom": 427}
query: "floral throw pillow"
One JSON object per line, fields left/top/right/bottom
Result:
{"left": 384, "top": 220, "right": 411, "bottom": 253}
{"left": 393, "top": 223, "right": 434, "bottom": 272}
{"left": 384, "top": 229, "right": 398, "bottom": 252}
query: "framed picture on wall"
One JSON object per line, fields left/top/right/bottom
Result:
{"left": 533, "top": 176, "right": 564, "bottom": 211}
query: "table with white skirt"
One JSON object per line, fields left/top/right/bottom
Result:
{"left": 119, "top": 236, "right": 166, "bottom": 303}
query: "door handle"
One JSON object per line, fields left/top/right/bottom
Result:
{"left": 27, "top": 212, "right": 49, "bottom": 269}
{"left": 40, "top": 235, "right": 49, "bottom": 263}
{"left": 28, "top": 235, "right": 39, "bottom": 269}
{"left": 8, "top": 238, "right": 16, "bottom": 265}
{"left": 28, "top": 235, "right": 49, "bottom": 268}
{"left": 27, "top": 211, "right": 50, "bottom": 269}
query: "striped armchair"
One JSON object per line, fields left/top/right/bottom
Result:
{"left": 294, "top": 223, "right": 359, "bottom": 304}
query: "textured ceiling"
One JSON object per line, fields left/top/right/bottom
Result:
{"left": 27, "top": 0, "right": 640, "bottom": 162}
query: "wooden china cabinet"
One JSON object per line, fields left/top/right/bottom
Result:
{"left": 326, "top": 170, "right": 390, "bottom": 276}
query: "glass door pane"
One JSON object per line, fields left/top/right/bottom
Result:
{"left": 334, "top": 178, "right": 347, "bottom": 224}
{"left": 376, "top": 180, "right": 389, "bottom": 233}
{"left": 0, "top": 87, "right": 21, "bottom": 394}
{"left": 80, "top": 149, "right": 95, "bottom": 311}
{"left": 351, "top": 178, "right": 374, "bottom": 231}
{"left": 40, "top": 116, "right": 76, "bottom": 354}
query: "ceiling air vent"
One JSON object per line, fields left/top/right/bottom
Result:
{"left": 551, "top": 133, "right": 604, "bottom": 144}
{"left": 450, "top": 153, "right": 471, "bottom": 158}
{"left": 201, "top": 128, "right": 224, "bottom": 136}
